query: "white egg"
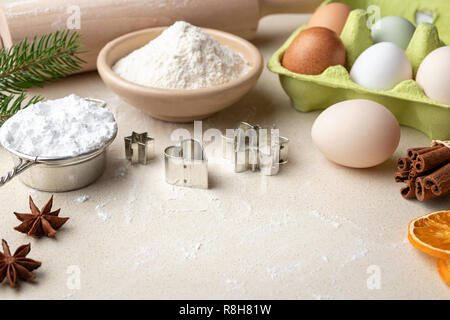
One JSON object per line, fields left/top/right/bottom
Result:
{"left": 416, "top": 46, "right": 450, "bottom": 105}
{"left": 371, "top": 16, "right": 416, "bottom": 50}
{"left": 350, "top": 42, "right": 412, "bottom": 90}
{"left": 312, "top": 99, "right": 401, "bottom": 168}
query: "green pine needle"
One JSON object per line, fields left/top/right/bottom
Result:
{"left": 0, "top": 30, "right": 86, "bottom": 125}
{"left": 0, "top": 93, "right": 43, "bottom": 126}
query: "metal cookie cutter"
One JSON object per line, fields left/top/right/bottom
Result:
{"left": 164, "top": 139, "right": 208, "bottom": 189}
{"left": 222, "top": 122, "right": 289, "bottom": 176}
{"left": 125, "top": 132, "right": 155, "bottom": 165}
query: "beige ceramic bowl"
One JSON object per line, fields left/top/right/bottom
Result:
{"left": 97, "top": 27, "right": 263, "bottom": 122}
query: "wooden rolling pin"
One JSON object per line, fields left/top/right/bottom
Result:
{"left": 0, "top": 0, "right": 320, "bottom": 72}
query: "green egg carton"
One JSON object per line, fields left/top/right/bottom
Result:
{"left": 268, "top": 0, "right": 450, "bottom": 140}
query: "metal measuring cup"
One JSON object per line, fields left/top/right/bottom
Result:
{"left": 0, "top": 98, "right": 117, "bottom": 192}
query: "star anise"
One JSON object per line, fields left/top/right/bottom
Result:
{"left": 0, "top": 239, "right": 41, "bottom": 288}
{"left": 14, "top": 196, "right": 69, "bottom": 238}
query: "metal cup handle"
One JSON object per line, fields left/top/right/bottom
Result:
{"left": 0, "top": 158, "right": 36, "bottom": 186}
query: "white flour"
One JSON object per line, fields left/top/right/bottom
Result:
{"left": 113, "top": 21, "right": 250, "bottom": 89}
{"left": 0, "top": 94, "right": 117, "bottom": 157}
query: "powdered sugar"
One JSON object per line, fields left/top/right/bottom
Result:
{"left": 0, "top": 94, "right": 117, "bottom": 157}
{"left": 113, "top": 21, "right": 250, "bottom": 89}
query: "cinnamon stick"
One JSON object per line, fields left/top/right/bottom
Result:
{"left": 394, "top": 170, "right": 410, "bottom": 183}
{"left": 407, "top": 147, "right": 425, "bottom": 160}
{"left": 397, "top": 157, "right": 412, "bottom": 171}
{"left": 407, "top": 145, "right": 442, "bottom": 160}
{"left": 401, "top": 180, "right": 416, "bottom": 199}
{"left": 397, "top": 143, "right": 449, "bottom": 201}
{"left": 414, "top": 145, "right": 450, "bottom": 173}
{"left": 415, "top": 177, "right": 438, "bottom": 201}
{"left": 423, "top": 163, "right": 450, "bottom": 197}
{"left": 409, "top": 168, "right": 419, "bottom": 180}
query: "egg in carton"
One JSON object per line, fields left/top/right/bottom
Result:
{"left": 268, "top": 0, "right": 450, "bottom": 140}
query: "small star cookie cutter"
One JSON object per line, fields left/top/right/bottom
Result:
{"left": 124, "top": 132, "right": 155, "bottom": 165}
{"left": 164, "top": 139, "right": 208, "bottom": 189}
{"left": 222, "top": 122, "right": 289, "bottom": 176}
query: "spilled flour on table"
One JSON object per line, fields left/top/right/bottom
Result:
{"left": 76, "top": 194, "right": 90, "bottom": 203}
{"left": 62, "top": 292, "right": 74, "bottom": 299}
{"left": 266, "top": 263, "right": 302, "bottom": 281}
{"left": 225, "top": 279, "right": 245, "bottom": 291}
{"left": 123, "top": 183, "right": 139, "bottom": 224}
{"left": 312, "top": 293, "right": 332, "bottom": 300}
{"left": 306, "top": 210, "right": 368, "bottom": 233}
{"left": 159, "top": 186, "right": 222, "bottom": 215}
{"left": 343, "top": 248, "right": 369, "bottom": 264}
{"left": 308, "top": 210, "right": 341, "bottom": 229}
{"left": 182, "top": 242, "right": 203, "bottom": 260}
{"left": 113, "top": 166, "right": 128, "bottom": 179}
{"left": 95, "top": 203, "right": 112, "bottom": 221}
{"left": 134, "top": 246, "right": 155, "bottom": 269}
{"left": 125, "top": 194, "right": 138, "bottom": 224}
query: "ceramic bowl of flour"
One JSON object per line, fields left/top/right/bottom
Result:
{"left": 97, "top": 25, "right": 263, "bottom": 122}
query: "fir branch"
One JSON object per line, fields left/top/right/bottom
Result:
{"left": 0, "top": 30, "right": 86, "bottom": 125}
{"left": 0, "top": 93, "right": 43, "bottom": 126}
{"left": 0, "top": 30, "right": 86, "bottom": 93}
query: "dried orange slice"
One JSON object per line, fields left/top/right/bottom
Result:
{"left": 408, "top": 210, "right": 450, "bottom": 260}
{"left": 437, "top": 259, "right": 450, "bottom": 285}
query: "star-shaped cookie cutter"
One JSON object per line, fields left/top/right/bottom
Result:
{"left": 164, "top": 139, "right": 208, "bottom": 189}
{"left": 124, "top": 132, "right": 155, "bottom": 165}
{"left": 222, "top": 122, "right": 289, "bottom": 176}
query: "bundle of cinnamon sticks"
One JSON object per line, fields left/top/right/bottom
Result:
{"left": 394, "top": 143, "right": 450, "bottom": 201}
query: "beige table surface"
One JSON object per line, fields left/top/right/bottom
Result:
{"left": 0, "top": 8, "right": 449, "bottom": 300}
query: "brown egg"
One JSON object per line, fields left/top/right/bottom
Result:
{"left": 282, "top": 27, "right": 346, "bottom": 75}
{"left": 307, "top": 2, "right": 352, "bottom": 35}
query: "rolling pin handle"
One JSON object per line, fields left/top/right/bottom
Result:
{"left": 0, "top": 5, "right": 12, "bottom": 50}
{"left": 259, "top": 0, "right": 321, "bottom": 16}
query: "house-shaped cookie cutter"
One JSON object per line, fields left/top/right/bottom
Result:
{"left": 222, "top": 122, "right": 288, "bottom": 176}
{"left": 164, "top": 139, "right": 208, "bottom": 189}
{"left": 124, "top": 132, "right": 155, "bottom": 165}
